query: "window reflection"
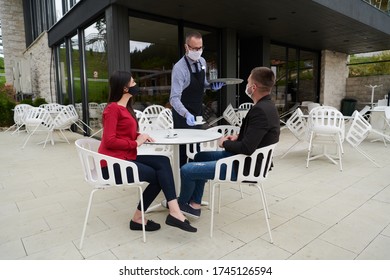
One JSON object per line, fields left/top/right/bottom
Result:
{"left": 129, "top": 17, "right": 178, "bottom": 111}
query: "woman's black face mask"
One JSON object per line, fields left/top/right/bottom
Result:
{"left": 126, "top": 85, "right": 140, "bottom": 96}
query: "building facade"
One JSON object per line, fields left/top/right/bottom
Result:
{"left": 1, "top": 0, "right": 390, "bottom": 133}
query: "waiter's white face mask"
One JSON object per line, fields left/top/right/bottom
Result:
{"left": 187, "top": 49, "right": 203, "bottom": 61}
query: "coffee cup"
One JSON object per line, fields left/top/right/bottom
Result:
{"left": 196, "top": 116, "right": 203, "bottom": 123}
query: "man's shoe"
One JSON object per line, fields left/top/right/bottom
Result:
{"left": 165, "top": 214, "right": 197, "bottom": 232}
{"left": 129, "top": 220, "right": 161, "bottom": 231}
{"left": 179, "top": 203, "right": 201, "bottom": 219}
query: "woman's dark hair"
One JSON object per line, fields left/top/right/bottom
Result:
{"left": 108, "top": 70, "right": 138, "bottom": 129}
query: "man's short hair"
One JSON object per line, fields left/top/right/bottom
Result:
{"left": 185, "top": 31, "right": 202, "bottom": 44}
{"left": 251, "top": 67, "right": 275, "bottom": 90}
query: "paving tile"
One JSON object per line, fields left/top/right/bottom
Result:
{"left": 319, "top": 200, "right": 390, "bottom": 254}
{"left": 356, "top": 235, "right": 390, "bottom": 260}
{"left": 269, "top": 216, "right": 328, "bottom": 254}
{"left": 289, "top": 239, "right": 357, "bottom": 260}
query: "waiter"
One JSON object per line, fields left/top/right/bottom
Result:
{"left": 169, "top": 30, "right": 224, "bottom": 166}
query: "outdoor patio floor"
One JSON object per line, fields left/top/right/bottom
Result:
{"left": 0, "top": 126, "right": 390, "bottom": 260}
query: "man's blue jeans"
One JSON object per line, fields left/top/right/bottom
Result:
{"left": 179, "top": 150, "right": 235, "bottom": 205}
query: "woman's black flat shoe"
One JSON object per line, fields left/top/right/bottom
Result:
{"left": 165, "top": 214, "right": 197, "bottom": 232}
{"left": 130, "top": 220, "right": 161, "bottom": 231}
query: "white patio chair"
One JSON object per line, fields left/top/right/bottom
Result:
{"left": 279, "top": 102, "right": 300, "bottom": 127}
{"left": 51, "top": 106, "right": 79, "bottom": 145}
{"left": 306, "top": 106, "right": 344, "bottom": 171}
{"left": 223, "top": 104, "right": 241, "bottom": 126}
{"left": 209, "top": 143, "right": 277, "bottom": 243}
{"left": 346, "top": 111, "right": 381, "bottom": 167}
{"left": 153, "top": 108, "right": 173, "bottom": 130}
{"left": 65, "top": 104, "right": 93, "bottom": 133}
{"left": 22, "top": 107, "right": 56, "bottom": 149}
{"left": 281, "top": 108, "right": 308, "bottom": 158}
{"left": 75, "top": 138, "right": 149, "bottom": 249}
{"left": 4, "top": 104, "right": 33, "bottom": 134}
{"left": 138, "top": 108, "right": 173, "bottom": 161}
{"left": 185, "top": 125, "right": 242, "bottom": 207}
{"left": 143, "top": 104, "right": 165, "bottom": 126}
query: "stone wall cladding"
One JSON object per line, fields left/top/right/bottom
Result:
{"left": 346, "top": 75, "right": 390, "bottom": 109}
{"left": 0, "top": 0, "right": 26, "bottom": 84}
{"left": 321, "top": 50, "right": 349, "bottom": 110}
{"left": 24, "top": 32, "right": 55, "bottom": 102}
{"left": 0, "top": 0, "right": 55, "bottom": 102}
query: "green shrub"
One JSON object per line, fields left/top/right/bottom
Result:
{"left": 0, "top": 84, "right": 17, "bottom": 127}
{"left": 33, "top": 98, "right": 47, "bottom": 107}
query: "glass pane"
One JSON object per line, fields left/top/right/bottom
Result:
{"left": 270, "top": 44, "right": 287, "bottom": 114}
{"left": 129, "top": 17, "right": 178, "bottom": 110}
{"left": 58, "top": 42, "right": 69, "bottom": 104}
{"left": 298, "top": 50, "right": 317, "bottom": 103}
{"left": 54, "top": 0, "right": 63, "bottom": 22}
{"left": 70, "top": 33, "right": 81, "bottom": 104}
{"left": 84, "top": 18, "right": 109, "bottom": 132}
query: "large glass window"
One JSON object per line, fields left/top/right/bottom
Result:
{"left": 129, "top": 17, "right": 178, "bottom": 110}
{"left": 58, "top": 42, "right": 69, "bottom": 104}
{"left": 128, "top": 16, "right": 220, "bottom": 123}
{"left": 84, "top": 18, "right": 109, "bottom": 104}
{"left": 270, "top": 44, "right": 319, "bottom": 113}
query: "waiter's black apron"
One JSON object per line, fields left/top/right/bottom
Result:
{"left": 172, "top": 56, "right": 205, "bottom": 128}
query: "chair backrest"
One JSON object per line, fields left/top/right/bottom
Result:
{"left": 307, "top": 102, "right": 320, "bottom": 112}
{"left": 75, "top": 138, "right": 143, "bottom": 186}
{"left": 24, "top": 107, "right": 54, "bottom": 131}
{"left": 223, "top": 104, "right": 240, "bottom": 126}
{"left": 346, "top": 111, "right": 372, "bottom": 147}
{"left": 134, "top": 109, "right": 143, "bottom": 121}
{"left": 52, "top": 106, "right": 74, "bottom": 130}
{"left": 308, "top": 106, "right": 344, "bottom": 132}
{"left": 143, "top": 105, "right": 165, "bottom": 123}
{"left": 154, "top": 108, "right": 173, "bottom": 129}
{"left": 286, "top": 108, "right": 307, "bottom": 140}
{"left": 75, "top": 103, "right": 83, "bottom": 118}
{"left": 138, "top": 114, "right": 154, "bottom": 132}
{"left": 213, "top": 143, "right": 277, "bottom": 183}
{"left": 65, "top": 105, "right": 80, "bottom": 121}
{"left": 13, "top": 104, "right": 33, "bottom": 125}
{"left": 88, "top": 102, "right": 100, "bottom": 119}
{"left": 359, "top": 105, "right": 371, "bottom": 117}
{"left": 39, "top": 103, "right": 63, "bottom": 114}
{"left": 238, "top": 102, "right": 253, "bottom": 110}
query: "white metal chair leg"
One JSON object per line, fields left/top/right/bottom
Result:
{"left": 79, "top": 189, "right": 98, "bottom": 249}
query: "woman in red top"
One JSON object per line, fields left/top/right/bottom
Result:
{"left": 98, "top": 70, "right": 196, "bottom": 233}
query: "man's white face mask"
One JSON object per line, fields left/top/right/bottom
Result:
{"left": 245, "top": 84, "right": 253, "bottom": 99}
{"left": 187, "top": 49, "right": 203, "bottom": 61}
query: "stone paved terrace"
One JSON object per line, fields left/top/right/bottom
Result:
{"left": 0, "top": 126, "right": 389, "bottom": 260}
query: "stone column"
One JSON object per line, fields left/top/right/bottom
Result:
{"left": 320, "top": 50, "right": 349, "bottom": 109}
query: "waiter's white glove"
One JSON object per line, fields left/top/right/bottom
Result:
{"left": 185, "top": 112, "right": 196, "bottom": 126}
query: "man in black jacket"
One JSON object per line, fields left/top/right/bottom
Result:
{"left": 178, "top": 66, "right": 280, "bottom": 218}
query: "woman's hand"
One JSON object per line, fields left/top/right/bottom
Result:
{"left": 136, "top": 133, "right": 155, "bottom": 146}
